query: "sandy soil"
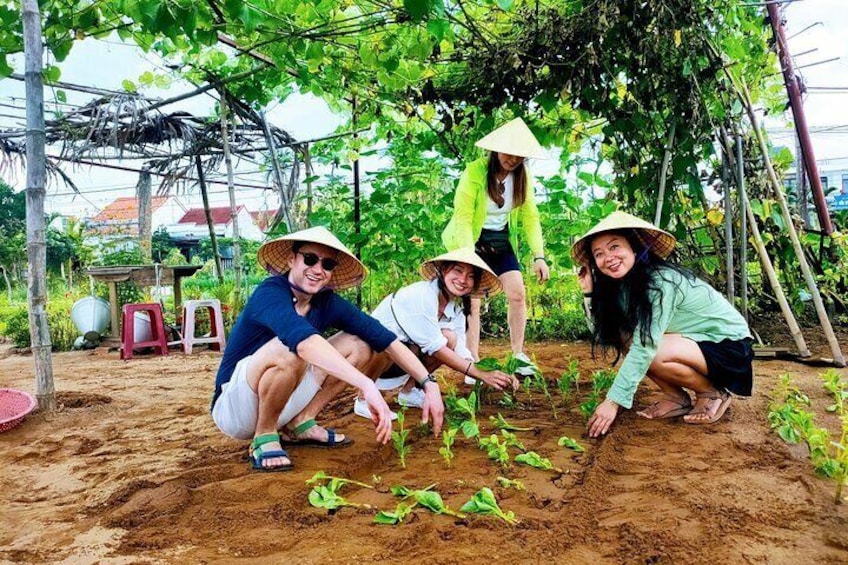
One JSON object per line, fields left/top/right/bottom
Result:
{"left": 1, "top": 337, "right": 847, "bottom": 565}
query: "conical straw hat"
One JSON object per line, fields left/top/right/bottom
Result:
{"left": 570, "top": 211, "right": 676, "bottom": 266}
{"left": 475, "top": 117, "right": 545, "bottom": 159}
{"left": 420, "top": 247, "right": 502, "bottom": 299}
{"left": 258, "top": 226, "right": 367, "bottom": 290}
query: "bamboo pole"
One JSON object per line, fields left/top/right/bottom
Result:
{"left": 21, "top": 0, "right": 55, "bottom": 411}
{"left": 259, "top": 111, "right": 294, "bottom": 232}
{"left": 137, "top": 168, "right": 152, "bottom": 263}
{"left": 736, "top": 134, "right": 749, "bottom": 322}
{"left": 654, "top": 122, "right": 677, "bottom": 226}
{"left": 721, "top": 143, "right": 735, "bottom": 300}
{"left": 743, "top": 193, "right": 810, "bottom": 357}
{"left": 195, "top": 155, "right": 224, "bottom": 283}
{"left": 304, "top": 143, "right": 313, "bottom": 221}
{"left": 737, "top": 81, "right": 844, "bottom": 366}
{"left": 220, "top": 94, "right": 242, "bottom": 291}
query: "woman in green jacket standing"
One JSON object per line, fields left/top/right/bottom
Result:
{"left": 441, "top": 118, "right": 550, "bottom": 378}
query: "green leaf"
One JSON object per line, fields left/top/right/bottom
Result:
{"left": 55, "top": 89, "right": 67, "bottom": 103}
{"left": 497, "top": 0, "right": 515, "bottom": 11}
{"left": 403, "top": 0, "right": 435, "bottom": 21}
{"left": 122, "top": 79, "right": 137, "bottom": 93}
{"left": 43, "top": 65, "right": 61, "bottom": 83}
{"left": 557, "top": 436, "right": 585, "bottom": 452}
{"left": 0, "top": 56, "right": 12, "bottom": 79}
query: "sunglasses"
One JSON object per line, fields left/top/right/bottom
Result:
{"left": 298, "top": 251, "right": 338, "bottom": 271}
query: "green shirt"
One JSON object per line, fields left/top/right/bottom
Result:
{"left": 441, "top": 157, "right": 545, "bottom": 257}
{"left": 607, "top": 268, "right": 751, "bottom": 409}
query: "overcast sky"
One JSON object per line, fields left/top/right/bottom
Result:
{"left": 0, "top": 1, "right": 846, "bottom": 219}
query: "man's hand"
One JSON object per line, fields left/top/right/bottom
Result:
{"left": 360, "top": 383, "right": 393, "bottom": 444}
{"left": 587, "top": 398, "right": 620, "bottom": 438}
{"left": 478, "top": 369, "right": 519, "bottom": 392}
{"left": 420, "top": 382, "right": 444, "bottom": 436}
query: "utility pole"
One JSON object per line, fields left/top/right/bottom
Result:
{"left": 767, "top": 4, "right": 833, "bottom": 234}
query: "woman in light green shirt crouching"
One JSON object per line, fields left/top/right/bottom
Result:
{"left": 573, "top": 212, "right": 753, "bottom": 438}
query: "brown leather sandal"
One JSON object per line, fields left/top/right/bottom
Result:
{"left": 637, "top": 393, "right": 693, "bottom": 419}
{"left": 684, "top": 390, "right": 732, "bottom": 424}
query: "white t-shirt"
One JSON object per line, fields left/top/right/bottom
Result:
{"left": 371, "top": 279, "right": 473, "bottom": 360}
{"left": 482, "top": 172, "right": 514, "bottom": 231}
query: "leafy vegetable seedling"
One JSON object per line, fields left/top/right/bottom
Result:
{"left": 557, "top": 359, "right": 580, "bottom": 406}
{"left": 515, "top": 451, "right": 564, "bottom": 474}
{"left": 489, "top": 412, "right": 533, "bottom": 432}
{"left": 579, "top": 369, "right": 616, "bottom": 421}
{"left": 557, "top": 436, "right": 585, "bottom": 453}
{"left": 496, "top": 476, "right": 526, "bottom": 491}
{"left": 391, "top": 485, "right": 466, "bottom": 518}
{"left": 499, "top": 429, "right": 526, "bottom": 452}
{"left": 305, "top": 470, "right": 374, "bottom": 490}
{"left": 439, "top": 427, "right": 458, "bottom": 468}
{"left": 373, "top": 502, "right": 416, "bottom": 525}
{"left": 479, "top": 434, "right": 512, "bottom": 470}
{"left": 308, "top": 485, "right": 374, "bottom": 512}
{"left": 392, "top": 407, "right": 410, "bottom": 468}
{"left": 460, "top": 487, "right": 518, "bottom": 524}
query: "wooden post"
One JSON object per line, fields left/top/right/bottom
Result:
{"left": 137, "top": 167, "right": 152, "bottom": 262}
{"left": 195, "top": 155, "right": 224, "bottom": 283}
{"left": 739, "top": 81, "right": 845, "bottom": 366}
{"left": 220, "top": 94, "right": 242, "bottom": 291}
{"left": 304, "top": 143, "right": 313, "bottom": 221}
{"left": 22, "top": 0, "right": 55, "bottom": 411}
{"left": 352, "top": 96, "right": 362, "bottom": 307}
{"left": 721, "top": 142, "right": 734, "bottom": 300}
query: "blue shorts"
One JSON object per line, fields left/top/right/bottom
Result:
{"left": 475, "top": 229, "right": 520, "bottom": 275}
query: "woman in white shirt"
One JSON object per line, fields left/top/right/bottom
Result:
{"left": 353, "top": 247, "right": 519, "bottom": 417}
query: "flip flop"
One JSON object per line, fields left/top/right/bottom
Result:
{"left": 637, "top": 393, "right": 693, "bottom": 419}
{"left": 281, "top": 419, "right": 354, "bottom": 449}
{"left": 684, "top": 390, "right": 732, "bottom": 425}
{"left": 249, "top": 433, "right": 294, "bottom": 472}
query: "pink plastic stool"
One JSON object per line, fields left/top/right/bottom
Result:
{"left": 181, "top": 299, "right": 227, "bottom": 354}
{"left": 120, "top": 303, "right": 169, "bottom": 360}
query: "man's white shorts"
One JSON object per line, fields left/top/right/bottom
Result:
{"left": 211, "top": 355, "right": 322, "bottom": 440}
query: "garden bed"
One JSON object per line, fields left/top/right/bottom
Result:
{"left": 0, "top": 340, "right": 846, "bottom": 564}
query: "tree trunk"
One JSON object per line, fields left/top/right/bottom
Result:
{"left": 220, "top": 94, "right": 242, "bottom": 291}
{"left": 22, "top": 0, "right": 55, "bottom": 411}
{"left": 137, "top": 167, "right": 152, "bottom": 262}
{"left": 1, "top": 265, "right": 11, "bottom": 303}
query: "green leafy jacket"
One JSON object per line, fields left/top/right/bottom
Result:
{"left": 441, "top": 157, "right": 545, "bottom": 258}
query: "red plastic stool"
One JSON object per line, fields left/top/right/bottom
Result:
{"left": 120, "top": 303, "right": 169, "bottom": 360}
{"left": 181, "top": 299, "right": 227, "bottom": 354}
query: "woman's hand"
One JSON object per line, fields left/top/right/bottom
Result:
{"left": 587, "top": 398, "right": 620, "bottom": 438}
{"left": 533, "top": 258, "right": 550, "bottom": 284}
{"left": 477, "top": 369, "right": 519, "bottom": 391}
{"left": 577, "top": 265, "right": 593, "bottom": 294}
{"left": 360, "top": 383, "right": 395, "bottom": 444}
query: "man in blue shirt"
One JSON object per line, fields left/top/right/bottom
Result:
{"left": 212, "top": 227, "right": 444, "bottom": 472}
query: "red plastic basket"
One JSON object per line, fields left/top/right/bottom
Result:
{"left": 0, "top": 388, "right": 37, "bottom": 433}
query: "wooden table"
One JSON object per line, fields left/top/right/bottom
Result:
{"left": 87, "top": 265, "right": 203, "bottom": 338}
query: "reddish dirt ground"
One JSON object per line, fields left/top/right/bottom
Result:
{"left": 1, "top": 335, "right": 847, "bottom": 564}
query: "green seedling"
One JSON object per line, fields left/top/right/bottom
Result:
{"left": 446, "top": 391, "right": 480, "bottom": 439}
{"left": 579, "top": 369, "right": 617, "bottom": 421}
{"left": 557, "top": 359, "right": 580, "bottom": 406}
{"left": 515, "top": 451, "right": 563, "bottom": 474}
{"left": 533, "top": 372, "right": 557, "bottom": 419}
{"left": 305, "top": 470, "right": 374, "bottom": 490}
{"left": 439, "top": 427, "right": 458, "bottom": 468}
{"left": 308, "top": 485, "right": 374, "bottom": 512}
{"left": 499, "top": 429, "right": 526, "bottom": 452}
{"left": 499, "top": 391, "right": 517, "bottom": 409}
{"left": 489, "top": 412, "right": 533, "bottom": 432}
{"left": 391, "top": 485, "right": 465, "bottom": 518}
{"left": 768, "top": 372, "right": 848, "bottom": 504}
{"left": 504, "top": 352, "right": 538, "bottom": 376}
{"left": 392, "top": 408, "right": 410, "bottom": 468}
{"left": 373, "top": 502, "right": 416, "bottom": 525}
{"left": 557, "top": 436, "right": 585, "bottom": 453}
{"left": 460, "top": 487, "right": 518, "bottom": 524}
{"left": 478, "top": 434, "right": 512, "bottom": 469}
{"left": 496, "top": 476, "right": 525, "bottom": 491}
{"left": 522, "top": 375, "right": 533, "bottom": 399}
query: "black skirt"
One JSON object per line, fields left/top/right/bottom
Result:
{"left": 697, "top": 337, "right": 754, "bottom": 396}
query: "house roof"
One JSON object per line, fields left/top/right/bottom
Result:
{"left": 177, "top": 206, "right": 245, "bottom": 226}
{"left": 92, "top": 196, "right": 169, "bottom": 222}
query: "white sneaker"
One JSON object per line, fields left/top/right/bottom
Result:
{"left": 397, "top": 387, "right": 426, "bottom": 409}
{"left": 464, "top": 375, "right": 478, "bottom": 386}
{"left": 354, "top": 397, "right": 398, "bottom": 420}
{"left": 513, "top": 351, "right": 539, "bottom": 376}
{"left": 376, "top": 374, "right": 410, "bottom": 391}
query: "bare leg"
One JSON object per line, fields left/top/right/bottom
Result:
{"left": 287, "top": 332, "right": 386, "bottom": 437}
{"left": 398, "top": 329, "right": 455, "bottom": 393}
{"left": 499, "top": 270, "right": 527, "bottom": 354}
{"left": 466, "top": 298, "right": 481, "bottom": 361}
{"left": 245, "top": 339, "right": 306, "bottom": 468}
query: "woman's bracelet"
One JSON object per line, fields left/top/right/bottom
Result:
{"left": 583, "top": 292, "right": 593, "bottom": 298}
{"left": 533, "top": 256, "right": 546, "bottom": 262}
{"left": 464, "top": 360, "right": 473, "bottom": 376}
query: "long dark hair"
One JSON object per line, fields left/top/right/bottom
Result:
{"left": 586, "top": 229, "right": 693, "bottom": 363}
{"left": 487, "top": 152, "right": 527, "bottom": 208}
{"left": 436, "top": 262, "right": 482, "bottom": 318}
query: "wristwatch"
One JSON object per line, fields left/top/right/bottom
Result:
{"left": 414, "top": 374, "right": 438, "bottom": 389}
